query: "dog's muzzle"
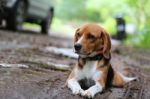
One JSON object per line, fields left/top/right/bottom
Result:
{"left": 74, "top": 43, "right": 82, "bottom": 51}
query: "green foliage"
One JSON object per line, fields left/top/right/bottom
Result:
{"left": 85, "top": 9, "right": 101, "bottom": 22}
{"left": 56, "top": 0, "right": 86, "bottom": 20}
{"left": 101, "top": 18, "right": 116, "bottom": 35}
{"left": 139, "top": 28, "right": 150, "bottom": 48}
{"left": 51, "top": 18, "right": 75, "bottom": 37}
{"left": 125, "top": 28, "right": 150, "bottom": 48}
{"left": 124, "top": 0, "right": 150, "bottom": 48}
{"left": 126, "top": 0, "right": 150, "bottom": 31}
{"left": 56, "top": 0, "right": 103, "bottom": 22}
{"left": 53, "top": 0, "right": 150, "bottom": 48}
{"left": 55, "top": 0, "right": 128, "bottom": 32}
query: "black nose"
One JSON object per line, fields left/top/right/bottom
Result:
{"left": 74, "top": 44, "right": 82, "bottom": 51}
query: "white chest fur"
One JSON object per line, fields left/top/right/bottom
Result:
{"left": 75, "top": 61, "right": 102, "bottom": 81}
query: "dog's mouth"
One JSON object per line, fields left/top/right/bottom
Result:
{"left": 75, "top": 51, "right": 88, "bottom": 56}
{"left": 75, "top": 51, "right": 95, "bottom": 57}
{"left": 75, "top": 51, "right": 86, "bottom": 55}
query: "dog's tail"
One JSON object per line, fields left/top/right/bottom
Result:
{"left": 112, "top": 71, "right": 137, "bottom": 87}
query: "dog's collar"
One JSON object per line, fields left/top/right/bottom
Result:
{"left": 78, "top": 53, "right": 111, "bottom": 68}
{"left": 80, "top": 53, "right": 111, "bottom": 61}
{"left": 84, "top": 53, "right": 104, "bottom": 61}
{"left": 86, "top": 53, "right": 111, "bottom": 66}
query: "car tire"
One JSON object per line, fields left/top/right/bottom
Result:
{"left": 6, "top": 0, "right": 27, "bottom": 31}
{"left": 41, "top": 9, "right": 54, "bottom": 34}
{"left": 0, "top": 19, "right": 2, "bottom": 26}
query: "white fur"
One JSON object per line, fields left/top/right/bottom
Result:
{"left": 67, "top": 60, "right": 103, "bottom": 98}
{"left": 67, "top": 78, "right": 84, "bottom": 95}
{"left": 75, "top": 61, "right": 101, "bottom": 81}
{"left": 77, "top": 35, "right": 84, "bottom": 44}
{"left": 67, "top": 61, "right": 137, "bottom": 98}
{"left": 118, "top": 72, "right": 137, "bottom": 83}
{"left": 81, "top": 82, "right": 102, "bottom": 98}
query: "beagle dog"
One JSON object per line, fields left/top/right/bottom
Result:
{"left": 66, "top": 23, "right": 136, "bottom": 98}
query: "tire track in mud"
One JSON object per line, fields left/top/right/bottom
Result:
{"left": 122, "top": 69, "right": 146, "bottom": 99}
{"left": 0, "top": 30, "right": 150, "bottom": 99}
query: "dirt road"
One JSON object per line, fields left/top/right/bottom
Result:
{"left": 0, "top": 29, "right": 150, "bottom": 99}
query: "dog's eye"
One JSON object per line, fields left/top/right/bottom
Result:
{"left": 76, "top": 32, "right": 81, "bottom": 37}
{"left": 87, "top": 34, "right": 96, "bottom": 40}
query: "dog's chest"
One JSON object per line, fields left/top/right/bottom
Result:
{"left": 75, "top": 61, "right": 102, "bottom": 81}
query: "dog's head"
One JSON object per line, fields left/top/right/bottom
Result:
{"left": 74, "top": 23, "right": 111, "bottom": 59}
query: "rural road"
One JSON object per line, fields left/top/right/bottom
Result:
{"left": 0, "top": 29, "right": 150, "bottom": 99}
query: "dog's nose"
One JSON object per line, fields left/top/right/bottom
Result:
{"left": 74, "top": 44, "right": 82, "bottom": 51}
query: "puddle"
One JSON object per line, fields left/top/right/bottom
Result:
{"left": 21, "top": 59, "right": 70, "bottom": 71}
{"left": 48, "top": 62, "right": 70, "bottom": 70}
{"left": 0, "top": 63, "right": 29, "bottom": 68}
{"left": 45, "top": 46, "right": 78, "bottom": 59}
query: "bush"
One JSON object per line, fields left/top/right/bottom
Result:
{"left": 139, "top": 28, "right": 150, "bottom": 48}
{"left": 125, "top": 28, "right": 150, "bottom": 48}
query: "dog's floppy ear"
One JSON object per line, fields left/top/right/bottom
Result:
{"left": 101, "top": 31, "right": 111, "bottom": 59}
{"left": 74, "top": 28, "right": 80, "bottom": 43}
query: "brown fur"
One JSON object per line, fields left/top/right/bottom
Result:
{"left": 74, "top": 23, "right": 111, "bottom": 59}
{"left": 66, "top": 23, "right": 128, "bottom": 89}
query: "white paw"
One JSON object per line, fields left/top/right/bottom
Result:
{"left": 81, "top": 90, "right": 94, "bottom": 98}
{"left": 72, "top": 88, "right": 84, "bottom": 95}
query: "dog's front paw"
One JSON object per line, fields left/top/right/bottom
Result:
{"left": 72, "top": 88, "right": 84, "bottom": 95}
{"left": 81, "top": 90, "right": 94, "bottom": 98}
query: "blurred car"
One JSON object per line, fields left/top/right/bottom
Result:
{"left": 0, "top": 0, "right": 54, "bottom": 34}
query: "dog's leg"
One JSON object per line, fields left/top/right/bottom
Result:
{"left": 67, "top": 78, "right": 84, "bottom": 95}
{"left": 67, "top": 68, "right": 84, "bottom": 95}
{"left": 81, "top": 82, "right": 103, "bottom": 98}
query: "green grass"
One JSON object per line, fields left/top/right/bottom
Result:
{"left": 51, "top": 18, "right": 75, "bottom": 37}
{"left": 22, "top": 17, "right": 116, "bottom": 38}
{"left": 51, "top": 17, "right": 116, "bottom": 37}
{"left": 23, "top": 22, "right": 41, "bottom": 31}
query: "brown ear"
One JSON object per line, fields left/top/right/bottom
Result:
{"left": 74, "top": 28, "right": 80, "bottom": 44}
{"left": 101, "top": 31, "right": 111, "bottom": 59}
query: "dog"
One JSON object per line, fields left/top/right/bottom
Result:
{"left": 66, "top": 23, "right": 136, "bottom": 98}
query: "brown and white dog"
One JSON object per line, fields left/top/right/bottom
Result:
{"left": 66, "top": 23, "right": 136, "bottom": 98}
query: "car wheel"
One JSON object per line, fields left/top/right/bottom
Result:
{"left": 0, "top": 19, "right": 2, "bottom": 26}
{"left": 41, "top": 9, "right": 54, "bottom": 34}
{"left": 7, "top": 0, "right": 27, "bottom": 31}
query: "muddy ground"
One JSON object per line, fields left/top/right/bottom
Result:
{"left": 0, "top": 29, "right": 150, "bottom": 99}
